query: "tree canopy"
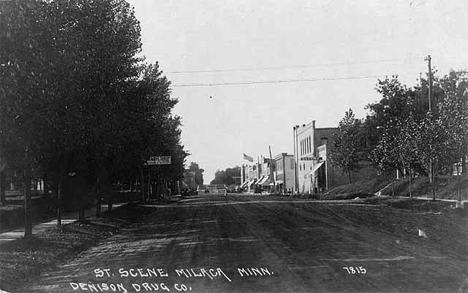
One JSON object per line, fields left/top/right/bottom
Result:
{"left": 0, "top": 0, "right": 188, "bottom": 229}
{"left": 211, "top": 166, "right": 241, "bottom": 186}
{"left": 330, "top": 109, "right": 364, "bottom": 183}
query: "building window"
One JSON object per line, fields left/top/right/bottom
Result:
{"left": 321, "top": 137, "right": 328, "bottom": 145}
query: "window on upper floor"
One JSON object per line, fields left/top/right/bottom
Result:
{"left": 321, "top": 137, "right": 328, "bottom": 145}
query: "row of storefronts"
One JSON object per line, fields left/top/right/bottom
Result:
{"left": 240, "top": 153, "right": 294, "bottom": 194}
{"left": 241, "top": 120, "right": 351, "bottom": 194}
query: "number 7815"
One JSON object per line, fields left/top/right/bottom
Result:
{"left": 343, "top": 266, "right": 367, "bottom": 274}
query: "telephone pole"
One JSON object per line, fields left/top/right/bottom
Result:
{"left": 425, "top": 55, "right": 432, "bottom": 111}
{"left": 425, "top": 55, "right": 435, "bottom": 201}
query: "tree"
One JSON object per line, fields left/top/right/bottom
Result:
{"left": 183, "top": 162, "right": 204, "bottom": 189}
{"left": 0, "top": 0, "right": 187, "bottom": 231}
{"left": 437, "top": 70, "right": 468, "bottom": 201}
{"left": 211, "top": 167, "right": 241, "bottom": 186}
{"left": 0, "top": 0, "right": 56, "bottom": 235}
{"left": 363, "top": 76, "right": 428, "bottom": 159}
{"left": 370, "top": 115, "right": 420, "bottom": 197}
{"left": 330, "top": 109, "right": 364, "bottom": 183}
{"left": 438, "top": 70, "right": 468, "bottom": 174}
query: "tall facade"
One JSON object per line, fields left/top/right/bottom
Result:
{"left": 240, "top": 164, "right": 259, "bottom": 192}
{"left": 295, "top": 120, "right": 337, "bottom": 194}
{"left": 274, "top": 153, "right": 294, "bottom": 193}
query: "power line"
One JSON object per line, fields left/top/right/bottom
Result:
{"left": 172, "top": 74, "right": 386, "bottom": 87}
{"left": 167, "top": 59, "right": 401, "bottom": 74}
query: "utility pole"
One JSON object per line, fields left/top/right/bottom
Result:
{"left": 292, "top": 126, "right": 296, "bottom": 194}
{"left": 269, "top": 146, "right": 276, "bottom": 193}
{"left": 426, "top": 55, "right": 432, "bottom": 111}
{"left": 425, "top": 55, "right": 435, "bottom": 201}
{"left": 294, "top": 125, "right": 299, "bottom": 194}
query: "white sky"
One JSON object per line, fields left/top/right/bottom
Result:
{"left": 127, "top": 0, "right": 468, "bottom": 182}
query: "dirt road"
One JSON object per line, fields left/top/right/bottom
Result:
{"left": 21, "top": 194, "right": 467, "bottom": 293}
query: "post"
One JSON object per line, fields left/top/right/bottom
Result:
{"left": 425, "top": 55, "right": 436, "bottom": 201}
{"left": 293, "top": 126, "right": 296, "bottom": 194}
{"left": 427, "top": 55, "right": 432, "bottom": 112}
{"left": 0, "top": 166, "right": 5, "bottom": 206}
{"left": 24, "top": 147, "right": 32, "bottom": 237}
{"left": 0, "top": 135, "right": 5, "bottom": 205}
{"left": 140, "top": 167, "right": 145, "bottom": 202}
{"left": 96, "top": 176, "right": 101, "bottom": 217}
{"left": 282, "top": 154, "right": 286, "bottom": 194}
{"left": 269, "top": 146, "right": 276, "bottom": 193}
{"left": 295, "top": 125, "right": 300, "bottom": 194}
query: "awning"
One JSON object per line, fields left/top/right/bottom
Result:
{"left": 240, "top": 181, "right": 249, "bottom": 188}
{"left": 260, "top": 175, "right": 271, "bottom": 186}
{"left": 304, "top": 161, "right": 324, "bottom": 178}
{"left": 255, "top": 176, "right": 265, "bottom": 185}
{"left": 269, "top": 180, "right": 284, "bottom": 186}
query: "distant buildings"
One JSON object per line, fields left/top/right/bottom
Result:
{"left": 240, "top": 164, "right": 258, "bottom": 192}
{"left": 274, "top": 153, "right": 294, "bottom": 193}
{"left": 241, "top": 120, "right": 375, "bottom": 195}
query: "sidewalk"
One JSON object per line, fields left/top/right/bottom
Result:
{"left": 0, "top": 203, "right": 125, "bottom": 245}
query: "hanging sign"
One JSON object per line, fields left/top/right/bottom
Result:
{"left": 145, "top": 156, "right": 171, "bottom": 165}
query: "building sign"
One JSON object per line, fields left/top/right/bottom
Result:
{"left": 300, "top": 157, "right": 315, "bottom": 161}
{"left": 317, "top": 144, "right": 327, "bottom": 160}
{"left": 145, "top": 156, "right": 171, "bottom": 165}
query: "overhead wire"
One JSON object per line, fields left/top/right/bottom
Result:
{"left": 167, "top": 58, "right": 402, "bottom": 74}
{"left": 172, "top": 74, "right": 387, "bottom": 87}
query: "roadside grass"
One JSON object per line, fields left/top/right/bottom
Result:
{"left": 379, "top": 174, "right": 468, "bottom": 200}
{"left": 0, "top": 206, "right": 141, "bottom": 292}
{"left": 325, "top": 176, "right": 392, "bottom": 196}
{"left": 364, "top": 196, "right": 467, "bottom": 214}
{"left": 324, "top": 174, "right": 468, "bottom": 200}
{"left": 0, "top": 197, "right": 57, "bottom": 232}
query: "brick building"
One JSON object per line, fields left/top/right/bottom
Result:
{"left": 294, "top": 120, "right": 375, "bottom": 194}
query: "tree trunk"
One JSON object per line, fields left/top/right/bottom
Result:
{"left": 0, "top": 170, "right": 6, "bottom": 206}
{"left": 78, "top": 208, "right": 85, "bottom": 221}
{"left": 57, "top": 181, "right": 62, "bottom": 226}
{"left": 429, "top": 162, "right": 433, "bottom": 183}
{"left": 43, "top": 181, "right": 50, "bottom": 198}
{"left": 457, "top": 162, "right": 461, "bottom": 201}
{"left": 107, "top": 191, "right": 113, "bottom": 211}
{"left": 33, "top": 179, "right": 38, "bottom": 196}
{"left": 96, "top": 197, "right": 101, "bottom": 217}
{"left": 96, "top": 176, "right": 101, "bottom": 217}
{"left": 140, "top": 168, "right": 145, "bottom": 202}
{"left": 24, "top": 166, "right": 32, "bottom": 238}
{"left": 147, "top": 171, "right": 151, "bottom": 201}
{"left": 462, "top": 156, "right": 466, "bottom": 174}
{"left": 409, "top": 169, "right": 412, "bottom": 198}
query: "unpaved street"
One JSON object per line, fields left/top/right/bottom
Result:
{"left": 21, "top": 194, "right": 467, "bottom": 293}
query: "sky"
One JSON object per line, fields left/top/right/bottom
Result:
{"left": 126, "top": 0, "right": 468, "bottom": 183}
